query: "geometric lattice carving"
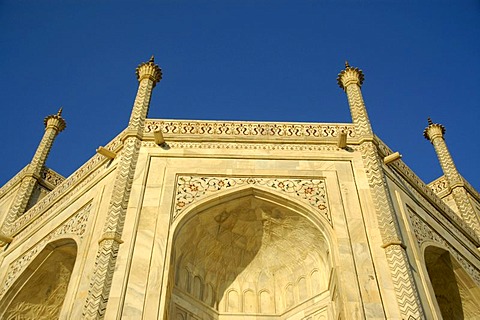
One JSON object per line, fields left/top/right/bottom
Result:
{"left": 0, "top": 201, "right": 92, "bottom": 300}
{"left": 174, "top": 175, "right": 330, "bottom": 224}
{"left": 407, "top": 207, "right": 480, "bottom": 286}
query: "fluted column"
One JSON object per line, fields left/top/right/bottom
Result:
{"left": 83, "top": 56, "right": 162, "bottom": 319}
{"left": 338, "top": 63, "right": 425, "bottom": 319}
{"left": 0, "top": 109, "right": 66, "bottom": 244}
{"left": 424, "top": 118, "right": 480, "bottom": 236}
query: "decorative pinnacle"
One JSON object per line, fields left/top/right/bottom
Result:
{"left": 135, "top": 55, "right": 162, "bottom": 86}
{"left": 44, "top": 107, "right": 67, "bottom": 132}
{"left": 337, "top": 61, "right": 365, "bottom": 90}
{"left": 423, "top": 117, "right": 445, "bottom": 140}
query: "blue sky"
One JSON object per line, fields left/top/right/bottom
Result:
{"left": 1, "top": 1, "right": 479, "bottom": 190}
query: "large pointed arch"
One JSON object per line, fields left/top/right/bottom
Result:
{"left": 165, "top": 186, "right": 336, "bottom": 319}
{"left": 0, "top": 238, "right": 78, "bottom": 319}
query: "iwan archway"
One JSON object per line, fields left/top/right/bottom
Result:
{"left": 165, "top": 188, "right": 335, "bottom": 319}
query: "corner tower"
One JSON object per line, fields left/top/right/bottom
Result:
{"left": 83, "top": 56, "right": 162, "bottom": 320}
{"left": 0, "top": 109, "right": 66, "bottom": 245}
{"left": 338, "top": 62, "right": 425, "bottom": 319}
{"left": 424, "top": 118, "right": 480, "bottom": 237}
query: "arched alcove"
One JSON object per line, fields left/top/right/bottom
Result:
{"left": 424, "top": 245, "right": 480, "bottom": 319}
{"left": 166, "top": 188, "right": 333, "bottom": 319}
{"left": 0, "top": 239, "right": 77, "bottom": 319}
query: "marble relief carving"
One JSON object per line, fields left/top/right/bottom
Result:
{"left": 42, "top": 167, "right": 66, "bottom": 187}
{"left": 0, "top": 201, "right": 92, "bottom": 300}
{"left": 174, "top": 176, "right": 330, "bottom": 224}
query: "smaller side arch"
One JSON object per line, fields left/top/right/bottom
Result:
{"left": 0, "top": 238, "right": 78, "bottom": 319}
{"left": 423, "top": 245, "right": 480, "bottom": 320}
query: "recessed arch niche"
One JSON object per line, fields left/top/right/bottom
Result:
{"left": 0, "top": 239, "right": 77, "bottom": 320}
{"left": 424, "top": 245, "right": 480, "bottom": 319}
{"left": 166, "top": 188, "right": 334, "bottom": 319}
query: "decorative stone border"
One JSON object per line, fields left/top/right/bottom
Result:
{"left": 174, "top": 175, "right": 331, "bottom": 224}
{"left": 145, "top": 119, "right": 356, "bottom": 139}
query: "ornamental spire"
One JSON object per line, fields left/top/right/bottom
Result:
{"left": 337, "top": 61, "right": 372, "bottom": 137}
{"left": 1, "top": 108, "right": 67, "bottom": 245}
{"left": 128, "top": 56, "right": 163, "bottom": 131}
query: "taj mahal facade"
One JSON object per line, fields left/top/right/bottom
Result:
{"left": 0, "top": 57, "right": 479, "bottom": 319}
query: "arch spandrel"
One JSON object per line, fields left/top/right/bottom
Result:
{"left": 166, "top": 186, "right": 336, "bottom": 319}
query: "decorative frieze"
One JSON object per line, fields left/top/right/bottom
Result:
{"left": 144, "top": 119, "right": 356, "bottom": 139}
{"left": 0, "top": 201, "right": 92, "bottom": 300}
{"left": 41, "top": 167, "right": 65, "bottom": 188}
{"left": 174, "top": 175, "right": 331, "bottom": 224}
{"left": 427, "top": 176, "right": 449, "bottom": 196}
{"left": 142, "top": 141, "right": 344, "bottom": 152}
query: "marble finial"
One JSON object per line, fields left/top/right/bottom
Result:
{"left": 337, "top": 62, "right": 364, "bottom": 90}
{"left": 423, "top": 117, "right": 445, "bottom": 140}
{"left": 136, "top": 56, "right": 162, "bottom": 84}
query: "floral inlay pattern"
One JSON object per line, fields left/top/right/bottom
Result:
{"left": 174, "top": 176, "right": 331, "bottom": 224}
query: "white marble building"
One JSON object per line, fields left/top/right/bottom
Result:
{"left": 0, "top": 57, "right": 479, "bottom": 319}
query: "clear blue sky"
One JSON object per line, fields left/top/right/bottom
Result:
{"left": 1, "top": 1, "right": 479, "bottom": 190}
